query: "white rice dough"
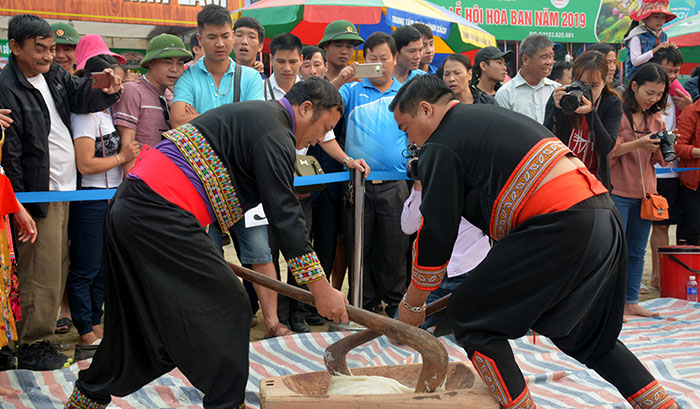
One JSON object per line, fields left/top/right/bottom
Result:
{"left": 327, "top": 375, "right": 415, "bottom": 395}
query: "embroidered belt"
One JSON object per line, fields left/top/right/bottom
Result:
{"left": 162, "top": 123, "right": 242, "bottom": 231}
{"left": 490, "top": 137, "right": 570, "bottom": 241}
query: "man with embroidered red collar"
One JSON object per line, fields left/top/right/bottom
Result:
{"left": 392, "top": 75, "right": 677, "bottom": 409}
{"left": 64, "top": 78, "right": 348, "bottom": 409}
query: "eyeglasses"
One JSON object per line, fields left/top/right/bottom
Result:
{"left": 150, "top": 47, "right": 191, "bottom": 61}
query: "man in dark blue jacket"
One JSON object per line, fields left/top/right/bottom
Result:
{"left": 0, "top": 14, "right": 122, "bottom": 370}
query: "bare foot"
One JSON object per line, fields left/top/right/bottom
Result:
{"left": 649, "top": 272, "right": 660, "bottom": 289}
{"left": 92, "top": 325, "right": 103, "bottom": 339}
{"left": 0, "top": 385, "right": 20, "bottom": 395}
{"left": 624, "top": 303, "right": 660, "bottom": 318}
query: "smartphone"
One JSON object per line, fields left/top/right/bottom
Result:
{"left": 90, "top": 72, "right": 111, "bottom": 89}
{"left": 354, "top": 63, "right": 383, "bottom": 78}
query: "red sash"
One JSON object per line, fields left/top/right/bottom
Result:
{"left": 129, "top": 145, "right": 212, "bottom": 227}
{"left": 517, "top": 167, "right": 608, "bottom": 225}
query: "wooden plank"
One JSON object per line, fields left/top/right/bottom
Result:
{"left": 260, "top": 361, "right": 499, "bottom": 409}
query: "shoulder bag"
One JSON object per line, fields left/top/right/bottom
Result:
{"left": 628, "top": 111, "right": 668, "bottom": 221}
{"left": 294, "top": 154, "right": 326, "bottom": 193}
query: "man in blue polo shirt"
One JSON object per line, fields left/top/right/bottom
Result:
{"left": 335, "top": 32, "right": 410, "bottom": 317}
{"left": 170, "top": 5, "right": 279, "bottom": 335}
{"left": 171, "top": 5, "right": 263, "bottom": 125}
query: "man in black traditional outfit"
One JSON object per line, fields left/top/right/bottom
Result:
{"left": 64, "top": 78, "right": 349, "bottom": 409}
{"left": 392, "top": 76, "right": 677, "bottom": 409}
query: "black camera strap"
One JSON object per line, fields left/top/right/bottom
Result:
{"left": 623, "top": 109, "right": 648, "bottom": 135}
{"left": 623, "top": 109, "right": 651, "bottom": 197}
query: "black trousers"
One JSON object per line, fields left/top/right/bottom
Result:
{"left": 343, "top": 180, "right": 409, "bottom": 316}
{"left": 311, "top": 185, "right": 344, "bottom": 274}
{"left": 76, "top": 179, "right": 252, "bottom": 409}
{"left": 448, "top": 194, "right": 659, "bottom": 404}
{"left": 269, "top": 196, "right": 313, "bottom": 323}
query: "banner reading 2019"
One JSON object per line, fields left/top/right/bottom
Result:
{"left": 434, "top": 0, "right": 698, "bottom": 43}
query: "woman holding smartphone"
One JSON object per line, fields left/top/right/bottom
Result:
{"left": 609, "top": 63, "right": 668, "bottom": 318}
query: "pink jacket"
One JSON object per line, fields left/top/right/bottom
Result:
{"left": 670, "top": 79, "right": 691, "bottom": 118}
{"left": 610, "top": 112, "right": 666, "bottom": 199}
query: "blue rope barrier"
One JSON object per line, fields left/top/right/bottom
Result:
{"left": 655, "top": 167, "right": 700, "bottom": 174}
{"left": 16, "top": 189, "right": 118, "bottom": 204}
{"left": 12, "top": 167, "right": 700, "bottom": 203}
{"left": 14, "top": 171, "right": 411, "bottom": 203}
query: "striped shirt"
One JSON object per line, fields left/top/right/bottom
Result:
{"left": 112, "top": 77, "right": 173, "bottom": 148}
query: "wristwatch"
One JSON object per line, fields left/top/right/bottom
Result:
{"left": 343, "top": 156, "right": 354, "bottom": 166}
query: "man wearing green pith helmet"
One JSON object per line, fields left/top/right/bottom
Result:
{"left": 50, "top": 23, "right": 80, "bottom": 75}
{"left": 318, "top": 19, "right": 364, "bottom": 82}
{"left": 112, "top": 34, "right": 193, "bottom": 167}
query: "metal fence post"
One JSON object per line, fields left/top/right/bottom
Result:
{"left": 351, "top": 169, "right": 365, "bottom": 308}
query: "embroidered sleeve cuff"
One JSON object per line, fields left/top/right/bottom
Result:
{"left": 411, "top": 263, "right": 447, "bottom": 291}
{"left": 287, "top": 252, "right": 326, "bottom": 285}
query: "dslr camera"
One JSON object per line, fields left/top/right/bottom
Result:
{"left": 404, "top": 143, "right": 421, "bottom": 180}
{"left": 560, "top": 80, "right": 593, "bottom": 115}
{"left": 650, "top": 130, "right": 677, "bottom": 162}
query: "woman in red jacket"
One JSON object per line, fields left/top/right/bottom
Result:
{"left": 0, "top": 109, "right": 37, "bottom": 394}
{"left": 675, "top": 98, "right": 700, "bottom": 244}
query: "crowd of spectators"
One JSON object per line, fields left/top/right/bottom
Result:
{"left": 1, "top": 3, "right": 700, "bottom": 380}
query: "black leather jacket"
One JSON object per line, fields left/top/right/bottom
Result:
{"left": 0, "top": 54, "right": 120, "bottom": 217}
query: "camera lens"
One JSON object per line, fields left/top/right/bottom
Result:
{"left": 560, "top": 94, "right": 580, "bottom": 115}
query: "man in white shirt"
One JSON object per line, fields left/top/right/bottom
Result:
{"left": 495, "top": 34, "right": 559, "bottom": 124}
{"left": 0, "top": 14, "right": 122, "bottom": 370}
{"left": 400, "top": 181, "right": 490, "bottom": 333}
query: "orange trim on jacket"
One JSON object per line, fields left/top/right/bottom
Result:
{"left": 411, "top": 218, "right": 450, "bottom": 291}
{"left": 489, "top": 137, "right": 570, "bottom": 241}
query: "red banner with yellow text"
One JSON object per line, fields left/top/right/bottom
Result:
{"left": 0, "top": 0, "right": 246, "bottom": 27}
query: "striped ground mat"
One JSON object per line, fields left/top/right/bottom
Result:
{"left": 0, "top": 298, "right": 698, "bottom": 408}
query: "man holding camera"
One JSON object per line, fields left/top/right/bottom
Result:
{"left": 393, "top": 75, "right": 678, "bottom": 409}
